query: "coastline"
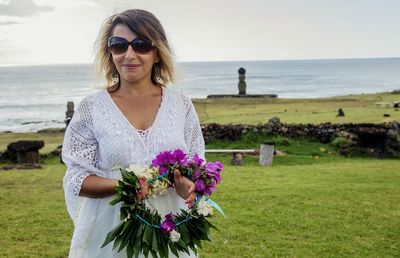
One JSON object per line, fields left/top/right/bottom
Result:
{"left": 1, "top": 90, "right": 399, "bottom": 134}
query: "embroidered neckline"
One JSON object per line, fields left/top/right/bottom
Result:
{"left": 103, "top": 87, "right": 166, "bottom": 138}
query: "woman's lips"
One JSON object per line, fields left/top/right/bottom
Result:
{"left": 123, "top": 64, "right": 141, "bottom": 69}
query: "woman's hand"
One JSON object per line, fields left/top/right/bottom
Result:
{"left": 174, "top": 169, "right": 196, "bottom": 208}
{"left": 137, "top": 178, "right": 149, "bottom": 201}
{"left": 80, "top": 176, "right": 119, "bottom": 198}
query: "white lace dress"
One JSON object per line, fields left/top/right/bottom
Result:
{"left": 62, "top": 86, "right": 205, "bottom": 258}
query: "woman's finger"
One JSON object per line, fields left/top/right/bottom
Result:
{"left": 188, "top": 181, "right": 195, "bottom": 194}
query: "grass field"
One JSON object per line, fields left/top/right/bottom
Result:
{"left": 0, "top": 92, "right": 399, "bottom": 257}
{"left": 0, "top": 154, "right": 399, "bottom": 257}
{"left": 193, "top": 92, "right": 400, "bottom": 124}
{"left": 1, "top": 131, "right": 399, "bottom": 257}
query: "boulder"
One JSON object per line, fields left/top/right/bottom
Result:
{"left": 6, "top": 140, "right": 44, "bottom": 164}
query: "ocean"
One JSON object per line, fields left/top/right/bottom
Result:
{"left": 1, "top": 57, "right": 400, "bottom": 132}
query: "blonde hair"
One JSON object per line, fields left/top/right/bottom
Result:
{"left": 93, "top": 9, "right": 175, "bottom": 89}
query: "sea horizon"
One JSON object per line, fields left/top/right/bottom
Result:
{"left": 1, "top": 56, "right": 400, "bottom": 68}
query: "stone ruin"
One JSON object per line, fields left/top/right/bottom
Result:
{"left": 238, "top": 67, "right": 246, "bottom": 95}
{"left": 200, "top": 119, "right": 400, "bottom": 158}
{"left": 207, "top": 67, "right": 277, "bottom": 99}
{"left": 1, "top": 140, "right": 45, "bottom": 169}
{"left": 65, "top": 101, "right": 75, "bottom": 127}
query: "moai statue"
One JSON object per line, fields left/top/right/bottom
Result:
{"left": 65, "top": 101, "right": 75, "bottom": 127}
{"left": 238, "top": 67, "right": 246, "bottom": 95}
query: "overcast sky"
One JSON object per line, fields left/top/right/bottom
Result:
{"left": 0, "top": 0, "right": 399, "bottom": 65}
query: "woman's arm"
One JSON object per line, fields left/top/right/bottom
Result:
{"left": 80, "top": 175, "right": 119, "bottom": 198}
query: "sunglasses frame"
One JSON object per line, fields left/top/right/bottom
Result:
{"left": 108, "top": 36, "right": 155, "bottom": 55}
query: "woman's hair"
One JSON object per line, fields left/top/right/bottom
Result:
{"left": 93, "top": 9, "right": 175, "bottom": 90}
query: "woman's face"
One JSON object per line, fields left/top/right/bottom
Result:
{"left": 111, "top": 24, "right": 159, "bottom": 85}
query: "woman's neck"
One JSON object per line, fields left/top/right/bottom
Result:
{"left": 118, "top": 79, "right": 159, "bottom": 97}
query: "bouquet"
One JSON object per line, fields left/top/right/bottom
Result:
{"left": 102, "top": 149, "right": 223, "bottom": 258}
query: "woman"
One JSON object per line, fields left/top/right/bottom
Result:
{"left": 62, "top": 9, "right": 205, "bottom": 257}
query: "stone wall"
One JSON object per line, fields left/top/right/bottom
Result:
{"left": 201, "top": 118, "right": 400, "bottom": 158}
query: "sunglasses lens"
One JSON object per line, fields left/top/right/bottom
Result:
{"left": 108, "top": 37, "right": 154, "bottom": 55}
{"left": 108, "top": 37, "right": 129, "bottom": 55}
{"left": 132, "top": 39, "right": 154, "bottom": 54}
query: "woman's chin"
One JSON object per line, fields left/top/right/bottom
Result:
{"left": 121, "top": 75, "right": 144, "bottom": 83}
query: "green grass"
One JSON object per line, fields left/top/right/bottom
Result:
{"left": 0, "top": 132, "right": 64, "bottom": 154}
{"left": 201, "top": 158, "right": 400, "bottom": 257}
{"left": 193, "top": 92, "right": 400, "bottom": 124}
{"left": 0, "top": 91, "right": 399, "bottom": 257}
{"left": 0, "top": 154, "right": 399, "bottom": 257}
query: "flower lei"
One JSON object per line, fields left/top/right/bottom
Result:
{"left": 101, "top": 149, "right": 223, "bottom": 258}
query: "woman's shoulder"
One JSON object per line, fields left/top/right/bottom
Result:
{"left": 164, "top": 86, "right": 191, "bottom": 104}
{"left": 78, "top": 89, "right": 107, "bottom": 107}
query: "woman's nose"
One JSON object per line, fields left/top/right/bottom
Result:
{"left": 124, "top": 45, "right": 137, "bottom": 58}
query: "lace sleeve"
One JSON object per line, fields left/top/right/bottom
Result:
{"left": 182, "top": 95, "right": 206, "bottom": 160}
{"left": 62, "top": 96, "right": 99, "bottom": 222}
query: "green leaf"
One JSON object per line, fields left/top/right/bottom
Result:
{"left": 112, "top": 234, "right": 123, "bottom": 251}
{"left": 119, "top": 221, "right": 137, "bottom": 252}
{"left": 109, "top": 193, "right": 122, "bottom": 205}
{"left": 127, "top": 243, "right": 134, "bottom": 258}
{"left": 151, "top": 228, "right": 159, "bottom": 252}
{"left": 177, "top": 224, "right": 189, "bottom": 243}
{"left": 176, "top": 238, "right": 189, "bottom": 254}
{"left": 134, "top": 245, "right": 140, "bottom": 258}
{"left": 169, "top": 242, "right": 179, "bottom": 257}
{"left": 143, "top": 243, "right": 150, "bottom": 257}
{"left": 150, "top": 250, "right": 158, "bottom": 258}
{"left": 102, "top": 221, "right": 125, "bottom": 248}
{"left": 143, "top": 225, "right": 152, "bottom": 245}
{"left": 189, "top": 245, "right": 198, "bottom": 255}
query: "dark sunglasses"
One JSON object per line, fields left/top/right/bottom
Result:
{"left": 108, "top": 36, "right": 154, "bottom": 55}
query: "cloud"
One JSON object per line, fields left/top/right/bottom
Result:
{"left": 0, "top": 0, "right": 54, "bottom": 17}
{"left": 0, "top": 20, "right": 19, "bottom": 25}
{"left": 76, "top": 0, "right": 100, "bottom": 7}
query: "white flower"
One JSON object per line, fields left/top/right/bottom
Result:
{"left": 169, "top": 230, "right": 181, "bottom": 243}
{"left": 149, "top": 180, "right": 169, "bottom": 197}
{"left": 196, "top": 197, "right": 213, "bottom": 216}
{"left": 128, "top": 164, "right": 153, "bottom": 179}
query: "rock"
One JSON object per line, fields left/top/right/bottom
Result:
{"left": 337, "top": 108, "right": 345, "bottom": 117}
{"left": 339, "top": 147, "right": 349, "bottom": 157}
{"left": 391, "top": 90, "right": 400, "bottom": 94}
{"left": 37, "top": 128, "right": 65, "bottom": 134}
{"left": 7, "top": 140, "right": 44, "bottom": 164}
{"left": 231, "top": 153, "right": 243, "bottom": 166}
{"left": 8, "top": 141, "right": 44, "bottom": 152}
{"left": 383, "top": 114, "right": 391, "bottom": 117}
{"left": 274, "top": 149, "right": 287, "bottom": 156}
{"left": 266, "top": 116, "right": 281, "bottom": 133}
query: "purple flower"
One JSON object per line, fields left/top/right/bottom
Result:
{"left": 160, "top": 213, "right": 176, "bottom": 234}
{"left": 152, "top": 151, "right": 170, "bottom": 167}
{"left": 190, "top": 154, "right": 204, "bottom": 167}
{"left": 211, "top": 172, "right": 221, "bottom": 182}
{"left": 192, "top": 169, "right": 202, "bottom": 180}
{"left": 159, "top": 166, "right": 167, "bottom": 175}
{"left": 203, "top": 162, "right": 222, "bottom": 183}
{"left": 195, "top": 179, "right": 205, "bottom": 193}
{"left": 205, "top": 162, "right": 222, "bottom": 173}
{"left": 172, "top": 149, "right": 187, "bottom": 164}
{"left": 204, "top": 180, "right": 216, "bottom": 195}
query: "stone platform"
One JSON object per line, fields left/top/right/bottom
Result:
{"left": 207, "top": 94, "right": 278, "bottom": 99}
